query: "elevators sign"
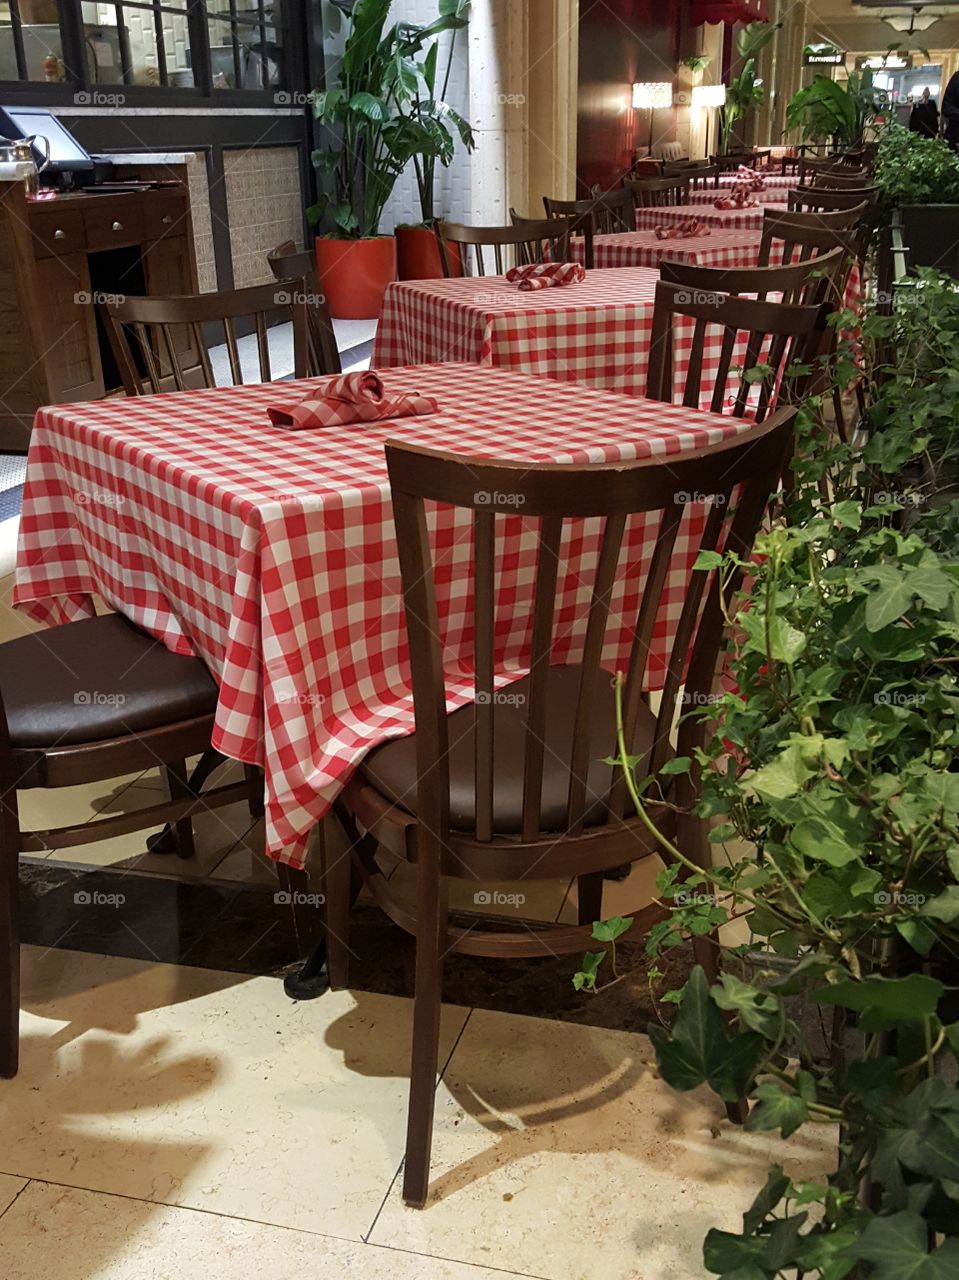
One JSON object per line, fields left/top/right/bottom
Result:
{"left": 856, "top": 53, "right": 914, "bottom": 70}
{"left": 803, "top": 43, "right": 845, "bottom": 66}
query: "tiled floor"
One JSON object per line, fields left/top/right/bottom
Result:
{"left": 0, "top": 945, "right": 834, "bottom": 1280}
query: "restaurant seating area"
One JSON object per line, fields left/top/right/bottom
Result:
{"left": 1, "top": 0, "right": 959, "bottom": 1276}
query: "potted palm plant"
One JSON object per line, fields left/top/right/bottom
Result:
{"left": 309, "top": 0, "right": 466, "bottom": 317}
{"left": 785, "top": 63, "right": 887, "bottom": 150}
{"left": 719, "top": 22, "right": 779, "bottom": 154}
{"left": 395, "top": 1, "right": 475, "bottom": 280}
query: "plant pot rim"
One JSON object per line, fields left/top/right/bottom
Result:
{"left": 395, "top": 221, "right": 435, "bottom": 231}
{"left": 315, "top": 233, "right": 396, "bottom": 242}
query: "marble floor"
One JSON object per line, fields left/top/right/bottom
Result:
{"left": 0, "top": 944, "right": 834, "bottom": 1280}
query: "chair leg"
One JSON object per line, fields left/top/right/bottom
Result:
{"left": 0, "top": 788, "right": 21, "bottom": 1079}
{"left": 318, "top": 818, "right": 352, "bottom": 990}
{"left": 577, "top": 872, "right": 604, "bottom": 926}
{"left": 162, "top": 760, "right": 197, "bottom": 860}
{"left": 244, "top": 764, "right": 265, "bottom": 819}
{"left": 402, "top": 856, "right": 448, "bottom": 1209}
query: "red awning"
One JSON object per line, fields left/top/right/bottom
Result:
{"left": 690, "top": 0, "right": 768, "bottom": 24}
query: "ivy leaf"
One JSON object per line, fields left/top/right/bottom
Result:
{"left": 572, "top": 950, "right": 605, "bottom": 991}
{"left": 659, "top": 756, "right": 693, "bottom": 775}
{"left": 814, "top": 974, "right": 945, "bottom": 1031}
{"left": 747, "top": 743, "right": 815, "bottom": 802}
{"left": 845, "top": 1210, "right": 959, "bottom": 1277}
{"left": 592, "top": 916, "right": 634, "bottom": 943}
{"left": 742, "top": 1166, "right": 790, "bottom": 1234}
{"left": 921, "top": 886, "right": 959, "bottom": 924}
{"left": 702, "top": 1230, "right": 768, "bottom": 1277}
{"left": 711, "top": 973, "right": 782, "bottom": 1038}
{"left": 746, "top": 1080, "right": 810, "bottom": 1138}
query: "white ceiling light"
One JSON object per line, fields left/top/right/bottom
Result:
{"left": 872, "top": 4, "right": 954, "bottom": 30}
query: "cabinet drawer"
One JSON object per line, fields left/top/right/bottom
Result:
{"left": 30, "top": 209, "right": 85, "bottom": 259}
{"left": 144, "top": 194, "right": 189, "bottom": 241}
{"left": 84, "top": 199, "right": 145, "bottom": 250}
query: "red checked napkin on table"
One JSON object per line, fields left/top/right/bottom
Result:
{"left": 714, "top": 184, "right": 758, "bottom": 211}
{"left": 265, "top": 371, "right": 439, "bottom": 430}
{"left": 654, "top": 216, "right": 711, "bottom": 240}
{"left": 736, "top": 164, "right": 765, "bottom": 192}
{"left": 505, "top": 262, "right": 586, "bottom": 291}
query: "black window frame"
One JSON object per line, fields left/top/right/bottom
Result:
{"left": 0, "top": 0, "right": 310, "bottom": 106}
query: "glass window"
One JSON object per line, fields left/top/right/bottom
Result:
{"left": 81, "top": 0, "right": 195, "bottom": 87}
{"left": 1, "top": 0, "right": 67, "bottom": 82}
{"left": 207, "top": 0, "right": 282, "bottom": 89}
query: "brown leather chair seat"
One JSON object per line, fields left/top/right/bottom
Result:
{"left": 0, "top": 614, "right": 219, "bottom": 748}
{"left": 360, "top": 664, "right": 654, "bottom": 834}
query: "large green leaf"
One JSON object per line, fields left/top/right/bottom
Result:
{"left": 745, "top": 1081, "right": 810, "bottom": 1138}
{"left": 845, "top": 1211, "right": 959, "bottom": 1278}
{"left": 813, "top": 974, "right": 945, "bottom": 1030}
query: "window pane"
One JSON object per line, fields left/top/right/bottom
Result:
{"left": 81, "top": 1, "right": 194, "bottom": 87}
{"left": 209, "top": 0, "right": 284, "bottom": 89}
{"left": 5, "top": 0, "right": 65, "bottom": 81}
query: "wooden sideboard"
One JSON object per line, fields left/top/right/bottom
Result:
{"left": 0, "top": 181, "right": 198, "bottom": 449}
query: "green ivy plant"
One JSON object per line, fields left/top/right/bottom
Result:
{"left": 576, "top": 271, "right": 959, "bottom": 1276}
{"left": 875, "top": 120, "right": 959, "bottom": 211}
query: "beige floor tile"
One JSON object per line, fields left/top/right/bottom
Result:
{"left": 558, "top": 853, "right": 666, "bottom": 923}
{"left": 0, "top": 1174, "right": 26, "bottom": 1217}
{"left": 370, "top": 1009, "right": 835, "bottom": 1280}
{"left": 0, "top": 1181, "right": 536, "bottom": 1280}
{"left": 6, "top": 946, "right": 469, "bottom": 1239}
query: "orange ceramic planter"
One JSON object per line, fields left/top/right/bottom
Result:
{"left": 314, "top": 235, "right": 397, "bottom": 319}
{"left": 395, "top": 225, "right": 462, "bottom": 280}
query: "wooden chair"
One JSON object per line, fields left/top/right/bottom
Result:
{"left": 0, "top": 613, "right": 267, "bottom": 1078}
{"left": 266, "top": 240, "right": 341, "bottom": 376}
{"left": 659, "top": 246, "right": 848, "bottom": 308}
{"left": 625, "top": 175, "right": 689, "bottom": 208}
{"left": 799, "top": 156, "right": 871, "bottom": 185}
{"left": 711, "top": 152, "right": 757, "bottom": 173}
{"left": 758, "top": 208, "right": 867, "bottom": 270}
{"left": 684, "top": 163, "right": 720, "bottom": 192}
{"left": 788, "top": 185, "right": 877, "bottom": 214}
{"left": 645, "top": 279, "right": 828, "bottom": 421}
{"left": 321, "top": 412, "right": 796, "bottom": 1205}
{"left": 803, "top": 166, "right": 872, "bottom": 190}
{"left": 434, "top": 218, "right": 575, "bottom": 277}
{"left": 586, "top": 188, "right": 635, "bottom": 232}
{"left": 103, "top": 281, "right": 312, "bottom": 395}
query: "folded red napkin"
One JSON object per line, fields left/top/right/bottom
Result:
{"left": 714, "top": 183, "right": 758, "bottom": 211}
{"left": 654, "top": 217, "right": 711, "bottom": 240}
{"left": 505, "top": 262, "right": 586, "bottom": 291}
{"left": 736, "top": 164, "right": 765, "bottom": 192}
{"left": 266, "top": 371, "right": 439, "bottom": 430}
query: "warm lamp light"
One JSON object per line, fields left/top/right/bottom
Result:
{"left": 632, "top": 81, "right": 673, "bottom": 109}
{"left": 692, "top": 84, "right": 727, "bottom": 108}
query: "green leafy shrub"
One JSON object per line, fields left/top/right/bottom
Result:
{"left": 875, "top": 120, "right": 959, "bottom": 209}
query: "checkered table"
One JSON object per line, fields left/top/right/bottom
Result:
{"left": 15, "top": 364, "right": 752, "bottom": 865}
{"left": 374, "top": 267, "right": 752, "bottom": 399}
{"left": 572, "top": 228, "right": 763, "bottom": 271}
{"left": 635, "top": 203, "right": 790, "bottom": 233}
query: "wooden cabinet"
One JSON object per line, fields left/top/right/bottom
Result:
{"left": 0, "top": 181, "right": 199, "bottom": 449}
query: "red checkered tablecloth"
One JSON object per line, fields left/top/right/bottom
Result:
{"left": 571, "top": 228, "right": 763, "bottom": 271}
{"left": 373, "top": 267, "right": 748, "bottom": 398}
{"left": 15, "top": 364, "right": 753, "bottom": 866}
{"left": 635, "top": 204, "right": 789, "bottom": 233}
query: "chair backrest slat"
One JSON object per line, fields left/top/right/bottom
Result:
{"left": 788, "top": 184, "right": 877, "bottom": 214}
{"left": 385, "top": 414, "right": 796, "bottom": 850}
{"left": 266, "top": 240, "right": 341, "bottom": 376}
{"left": 436, "top": 218, "right": 575, "bottom": 278}
{"left": 659, "top": 248, "right": 848, "bottom": 308}
{"left": 102, "top": 279, "right": 312, "bottom": 395}
{"left": 625, "top": 175, "right": 690, "bottom": 208}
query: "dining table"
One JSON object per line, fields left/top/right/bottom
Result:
{"left": 634, "top": 203, "right": 789, "bottom": 234}
{"left": 569, "top": 227, "right": 764, "bottom": 271}
{"left": 373, "top": 266, "right": 758, "bottom": 398}
{"left": 14, "top": 364, "right": 752, "bottom": 866}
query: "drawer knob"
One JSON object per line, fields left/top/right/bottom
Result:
{"left": 54, "top": 228, "right": 65, "bottom": 240}
{"left": 112, "top": 220, "right": 123, "bottom": 232}
{"left": 161, "top": 214, "right": 173, "bottom": 225}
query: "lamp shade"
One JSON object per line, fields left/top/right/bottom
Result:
{"left": 632, "top": 82, "right": 673, "bottom": 109}
{"left": 692, "top": 84, "right": 727, "bottom": 107}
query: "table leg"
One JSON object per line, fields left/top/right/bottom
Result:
{"left": 146, "top": 749, "right": 228, "bottom": 854}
